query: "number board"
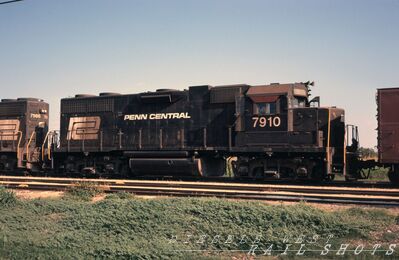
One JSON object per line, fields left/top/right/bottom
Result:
{"left": 247, "top": 115, "right": 287, "bottom": 131}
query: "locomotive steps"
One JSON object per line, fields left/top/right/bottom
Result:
{"left": 1, "top": 175, "right": 399, "bottom": 207}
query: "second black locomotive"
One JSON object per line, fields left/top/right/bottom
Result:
{"left": 49, "top": 82, "right": 347, "bottom": 181}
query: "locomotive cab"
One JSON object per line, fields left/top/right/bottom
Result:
{"left": 234, "top": 83, "right": 345, "bottom": 180}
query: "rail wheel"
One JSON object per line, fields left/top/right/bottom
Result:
{"left": 249, "top": 167, "right": 264, "bottom": 179}
{"left": 326, "top": 174, "right": 335, "bottom": 181}
{"left": 311, "top": 163, "right": 324, "bottom": 182}
{"left": 119, "top": 161, "right": 131, "bottom": 178}
{"left": 388, "top": 167, "right": 399, "bottom": 185}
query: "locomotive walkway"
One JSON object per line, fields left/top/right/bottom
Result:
{"left": 1, "top": 175, "right": 399, "bottom": 207}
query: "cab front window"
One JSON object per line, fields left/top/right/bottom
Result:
{"left": 292, "top": 97, "right": 307, "bottom": 108}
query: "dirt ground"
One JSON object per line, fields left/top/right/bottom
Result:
{"left": 15, "top": 190, "right": 64, "bottom": 200}
{"left": 12, "top": 189, "right": 399, "bottom": 215}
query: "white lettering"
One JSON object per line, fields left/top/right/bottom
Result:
{"left": 30, "top": 113, "right": 41, "bottom": 119}
{"left": 252, "top": 234, "right": 262, "bottom": 245}
{"left": 321, "top": 244, "right": 331, "bottom": 256}
{"left": 281, "top": 244, "right": 291, "bottom": 255}
{"left": 296, "top": 244, "right": 306, "bottom": 255}
{"left": 211, "top": 235, "right": 220, "bottom": 244}
{"left": 124, "top": 112, "right": 191, "bottom": 121}
{"left": 262, "top": 244, "right": 273, "bottom": 256}
{"left": 336, "top": 244, "right": 350, "bottom": 255}
{"left": 247, "top": 245, "right": 258, "bottom": 256}
{"left": 196, "top": 235, "right": 207, "bottom": 244}
{"left": 307, "top": 234, "right": 319, "bottom": 244}
{"left": 183, "top": 234, "right": 193, "bottom": 244}
{"left": 386, "top": 244, "right": 396, "bottom": 256}
{"left": 326, "top": 234, "right": 334, "bottom": 243}
{"left": 354, "top": 244, "right": 364, "bottom": 255}
{"left": 224, "top": 235, "right": 233, "bottom": 244}
{"left": 168, "top": 235, "right": 177, "bottom": 244}
{"left": 371, "top": 244, "right": 381, "bottom": 255}
{"left": 295, "top": 235, "right": 305, "bottom": 244}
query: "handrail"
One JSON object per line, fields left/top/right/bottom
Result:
{"left": 343, "top": 129, "right": 347, "bottom": 177}
{"left": 41, "top": 131, "right": 51, "bottom": 161}
{"left": 16, "top": 131, "right": 22, "bottom": 166}
{"left": 47, "top": 132, "right": 53, "bottom": 160}
{"left": 25, "top": 131, "right": 36, "bottom": 163}
{"left": 326, "top": 108, "right": 331, "bottom": 174}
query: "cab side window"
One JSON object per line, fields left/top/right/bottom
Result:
{"left": 254, "top": 102, "right": 277, "bottom": 115}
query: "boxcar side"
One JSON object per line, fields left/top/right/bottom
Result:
{"left": 377, "top": 88, "right": 399, "bottom": 183}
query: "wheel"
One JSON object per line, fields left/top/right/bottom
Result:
{"left": 311, "top": 164, "right": 324, "bottom": 181}
{"left": 326, "top": 174, "right": 335, "bottom": 181}
{"left": 249, "top": 167, "right": 264, "bottom": 179}
{"left": 388, "top": 168, "right": 399, "bottom": 185}
{"left": 118, "top": 161, "right": 131, "bottom": 178}
{"left": 345, "top": 176, "right": 357, "bottom": 182}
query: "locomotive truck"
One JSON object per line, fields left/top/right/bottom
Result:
{"left": 0, "top": 82, "right": 397, "bottom": 184}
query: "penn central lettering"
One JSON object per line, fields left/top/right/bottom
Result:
{"left": 124, "top": 112, "right": 191, "bottom": 121}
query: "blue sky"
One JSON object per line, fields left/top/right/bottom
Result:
{"left": 1, "top": 0, "right": 398, "bottom": 147}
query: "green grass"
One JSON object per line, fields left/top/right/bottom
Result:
{"left": 368, "top": 167, "right": 389, "bottom": 181}
{"left": 0, "top": 186, "right": 17, "bottom": 208}
{"left": 0, "top": 190, "right": 397, "bottom": 259}
{"left": 65, "top": 182, "right": 103, "bottom": 201}
{"left": 335, "top": 167, "right": 389, "bottom": 182}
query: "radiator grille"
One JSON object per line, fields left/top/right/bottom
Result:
{"left": 62, "top": 98, "right": 114, "bottom": 113}
{"left": 0, "top": 103, "right": 26, "bottom": 116}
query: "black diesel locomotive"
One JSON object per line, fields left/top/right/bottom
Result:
{"left": 0, "top": 98, "right": 49, "bottom": 172}
{"left": 50, "top": 82, "right": 350, "bottom": 181}
{"left": 1, "top": 82, "right": 377, "bottom": 182}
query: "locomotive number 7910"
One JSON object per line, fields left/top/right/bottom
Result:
{"left": 252, "top": 116, "right": 281, "bottom": 128}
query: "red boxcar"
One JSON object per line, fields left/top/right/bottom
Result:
{"left": 377, "top": 88, "right": 399, "bottom": 183}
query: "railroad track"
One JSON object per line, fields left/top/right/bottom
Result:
{"left": 1, "top": 175, "right": 399, "bottom": 207}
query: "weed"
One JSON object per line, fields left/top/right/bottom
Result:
{"left": 369, "top": 167, "right": 389, "bottom": 181}
{"left": 105, "top": 191, "right": 135, "bottom": 200}
{"left": 0, "top": 186, "right": 17, "bottom": 208}
{"left": 65, "top": 182, "right": 102, "bottom": 201}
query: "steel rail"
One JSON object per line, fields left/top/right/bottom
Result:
{"left": 0, "top": 173, "right": 394, "bottom": 189}
{"left": 1, "top": 176, "right": 399, "bottom": 207}
{"left": 0, "top": 175, "right": 399, "bottom": 197}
